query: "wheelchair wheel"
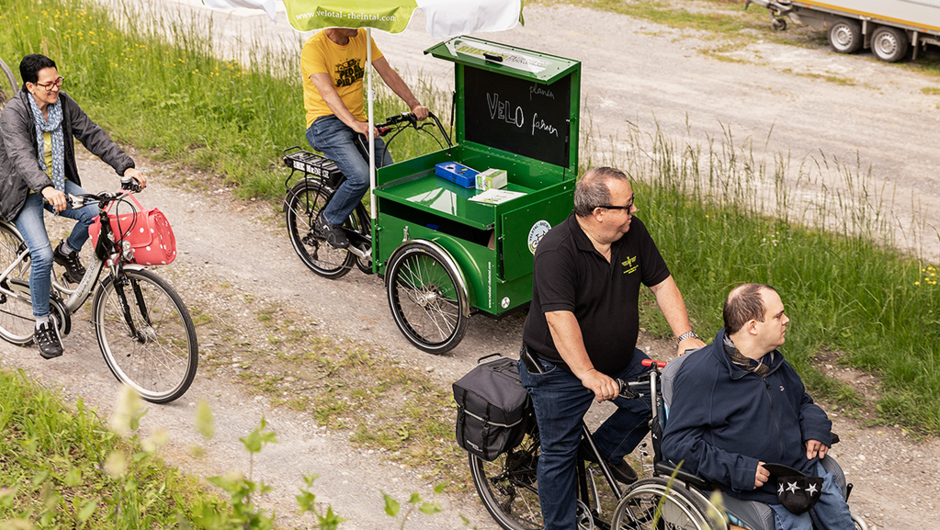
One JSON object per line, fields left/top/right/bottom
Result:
{"left": 469, "top": 431, "right": 543, "bottom": 530}
{"left": 612, "top": 477, "right": 724, "bottom": 530}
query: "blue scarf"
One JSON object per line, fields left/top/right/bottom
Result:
{"left": 28, "top": 95, "right": 66, "bottom": 192}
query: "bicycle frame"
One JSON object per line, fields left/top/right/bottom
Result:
{"left": 0, "top": 198, "right": 149, "bottom": 327}
{"left": 520, "top": 347, "right": 662, "bottom": 521}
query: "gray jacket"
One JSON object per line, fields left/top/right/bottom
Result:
{"left": 0, "top": 89, "right": 134, "bottom": 220}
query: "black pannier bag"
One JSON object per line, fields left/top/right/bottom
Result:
{"left": 453, "top": 355, "right": 532, "bottom": 461}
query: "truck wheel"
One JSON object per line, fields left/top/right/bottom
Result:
{"left": 871, "top": 26, "right": 908, "bottom": 62}
{"left": 828, "top": 18, "right": 863, "bottom": 54}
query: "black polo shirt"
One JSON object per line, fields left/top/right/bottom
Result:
{"left": 522, "top": 213, "right": 670, "bottom": 375}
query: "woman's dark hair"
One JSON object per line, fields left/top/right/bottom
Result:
{"left": 723, "top": 283, "right": 776, "bottom": 334}
{"left": 20, "top": 54, "right": 57, "bottom": 89}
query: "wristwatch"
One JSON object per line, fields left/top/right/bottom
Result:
{"left": 675, "top": 330, "right": 699, "bottom": 345}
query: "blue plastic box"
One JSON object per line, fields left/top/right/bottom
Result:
{"left": 435, "top": 162, "right": 478, "bottom": 188}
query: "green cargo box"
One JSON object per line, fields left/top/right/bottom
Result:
{"left": 374, "top": 36, "right": 581, "bottom": 317}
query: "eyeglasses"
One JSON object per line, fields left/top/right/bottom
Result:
{"left": 596, "top": 194, "right": 635, "bottom": 211}
{"left": 35, "top": 76, "right": 65, "bottom": 91}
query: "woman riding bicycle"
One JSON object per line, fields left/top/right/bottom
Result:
{"left": 0, "top": 53, "right": 146, "bottom": 359}
{"left": 301, "top": 28, "right": 428, "bottom": 249}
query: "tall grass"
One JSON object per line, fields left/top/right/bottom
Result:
{"left": 0, "top": 369, "right": 237, "bottom": 527}
{"left": 602, "top": 123, "right": 940, "bottom": 432}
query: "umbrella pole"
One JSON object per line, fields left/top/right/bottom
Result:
{"left": 367, "top": 28, "right": 376, "bottom": 222}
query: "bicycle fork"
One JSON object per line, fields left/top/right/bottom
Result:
{"left": 110, "top": 268, "right": 154, "bottom": 344}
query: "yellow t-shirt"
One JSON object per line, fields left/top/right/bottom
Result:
{"left": 301, "top": 29, "right": 384, "bottom": 128}
{"left": 43, "top": 132, "right": 53, "bottom": 179}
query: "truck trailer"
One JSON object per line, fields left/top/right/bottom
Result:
{"left": 747, "top": 0, "right": 940, "bottom": 62}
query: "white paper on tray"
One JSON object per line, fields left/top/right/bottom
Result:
{"left": 469, "top": 189, "right": 526, "bottom": 205}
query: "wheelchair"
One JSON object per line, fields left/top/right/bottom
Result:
{"left": 627, "top": 355, "right": 871, "bottom": 530}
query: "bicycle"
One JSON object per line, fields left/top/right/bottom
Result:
{"left": 469, "top": 352, "right": 867, "bottom": 530}
{"left": 282, "top": 111, "right": 453, "bottom": 280}
{"left": 0, "top": 57, "right": 17, "bottom": 110}
{"left": 469, "top": 356, "right": 718, "bottom": 530}
{"left": 0, "top": 179, "right": 198, "bottom": 404}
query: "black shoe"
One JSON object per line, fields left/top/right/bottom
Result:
{"left": 36, "top": 318, "right": 63, "bottom": 360}
{"left": 580, "top": 441, "right": 638, "bottom": 484}
{"left": 54, "top": 242, "right": 86, "bottom": 283}
{"left": 314, "top": 215, "right": 349, "bottom": 249}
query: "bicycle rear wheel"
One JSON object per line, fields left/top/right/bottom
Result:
{"left": 93, "top": 268, "right": 197, "bottom": 404}
{"left": 0, "top": 224, "right": 34, "bottom": 345}
{"left": 470, "top": 431, "right": 543, "bottom": 530}
{"left": 285, "top": 179, "right": 369, "bottom": 279}
{"left": 0, "top": 279, "right": 36, "bottom": 346}
{"left": 0, "top": 59, "right": 17, "bottom": 110}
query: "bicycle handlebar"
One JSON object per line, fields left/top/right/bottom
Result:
{"left": 615, "top": 359, "right": 667, "bottom": 400}
{"left": 376, "top": 112, "right": 420, "bottom": 129}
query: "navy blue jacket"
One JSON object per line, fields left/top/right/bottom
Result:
{"left": 661, "top": 329, "right": 832, "bottom": 504}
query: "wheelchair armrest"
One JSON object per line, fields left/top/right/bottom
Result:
{"left": 654, "top": 461, "right": 714, "bottom": 490}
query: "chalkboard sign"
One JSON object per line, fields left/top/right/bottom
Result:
{"left": 464, "top": 66, "right": 571, "bottom": 168}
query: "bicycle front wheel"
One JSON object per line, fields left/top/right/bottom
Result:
{"left": 0, "top": 59, "right": 17, "bottom": 110}
{"left": 470, "top": 431, "right": 543, "bottom": 530}
{"left": 93, "top": 268, "right": 197, "bottom": 404}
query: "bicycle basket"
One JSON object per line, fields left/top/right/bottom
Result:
{"left": 89, "top": 193, "right": 177, "bottom": 266}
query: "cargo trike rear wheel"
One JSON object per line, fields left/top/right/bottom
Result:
{"left": 385, "top": 242, "right": 468, "bottom": 354}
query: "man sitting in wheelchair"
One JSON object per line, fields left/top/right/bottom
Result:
{"left": 662, "top": 283, "right": 857, "bottom": 530}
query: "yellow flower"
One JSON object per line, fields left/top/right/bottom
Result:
{"left": 915, "top": 281, "right": 921, "bottom": 286}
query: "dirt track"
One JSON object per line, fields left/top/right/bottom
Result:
{"left": 2, "top": 1, "right": 938, "bottom": 528}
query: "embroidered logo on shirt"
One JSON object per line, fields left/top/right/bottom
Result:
{"left": 335, "top": 58, "right": 364, "bottom": 88}
{"left": 622, "top": 255, "right": 638, "bottom": 274}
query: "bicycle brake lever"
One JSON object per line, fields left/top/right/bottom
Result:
{"left": 121, "top": 176, "right": 142, "bottom": 193}
{"left": 616, "top": 378, "right": 640, "bottom": 400}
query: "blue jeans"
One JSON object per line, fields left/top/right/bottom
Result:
{"left": 306, "top": 115, "right": 392, "bottom": 226}
{"left": 13, "top": 180, "right": 97, "bottom": 317}
{"left": 769, "top": 461, "right": 855, "bottom": 530}
{"left": 518, "top": 349, "right": 652, "bottom": 530}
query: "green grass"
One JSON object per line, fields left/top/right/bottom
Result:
{"left": 614, "top": 124, "right": 940, "bottom": 432}
{"left": 0, "top": 369, "right": 235, "bottom": 528}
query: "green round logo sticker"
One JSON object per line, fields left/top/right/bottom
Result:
{"left": 527, "top": 220, "right": 551, "bottom": 254}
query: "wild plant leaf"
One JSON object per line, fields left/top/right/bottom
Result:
{"left": 383, "top": 492, "right": 400, "bottom": 516}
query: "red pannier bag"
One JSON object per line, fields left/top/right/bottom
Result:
{"left": 88, "top": 192, "right": 177, "bottom": 266}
